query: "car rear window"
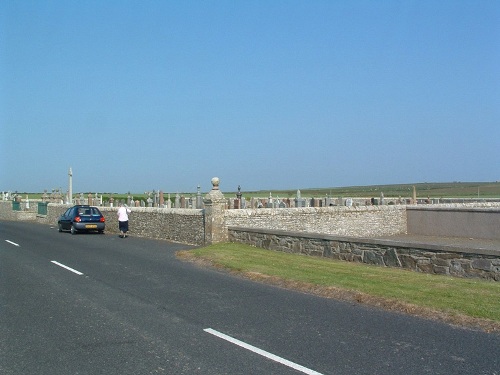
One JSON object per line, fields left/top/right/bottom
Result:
{"left": 78, "top": 207, "right": 90, "bottom": 215}
{"left": 77, "top": 207, "right": 101, "bottom": 216}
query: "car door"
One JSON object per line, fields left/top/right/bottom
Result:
{"left": 60, "top": 207, "right": 74, "bottom": 230}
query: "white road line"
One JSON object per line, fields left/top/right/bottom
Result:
{"left": 50, "top": 261, "right": 84, "bottom": 275}
{"left": 204, "top": 328, "right": 324, "bottom": 375}
{"left": 5, "top": 240, "right": 20, "bottom": 247}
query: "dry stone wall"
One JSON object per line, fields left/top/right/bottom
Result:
{"left": 228, "top": 227, "right": 500, "bottom": 281}
{"left": 0, "top": 202, "right": 205, "bottom": 245}
{"left": 101, "top": 207, "right": 204, "bottom": 245}
{"left": 224, "top": 205, "right": 407, "bottom": 237}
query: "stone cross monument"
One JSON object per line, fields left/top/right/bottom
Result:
{"left": 68, "top": 167, "right": 73, "bottom": 205}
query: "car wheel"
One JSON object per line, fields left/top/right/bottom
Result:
{"left": 70, "top": 225, "right": 77, "bottom": 235}
{"left": 58, "top": 223, "right": 63, "bottom": 232}
{"left": 98, "top": 230, "right": 104, "bottom": 234}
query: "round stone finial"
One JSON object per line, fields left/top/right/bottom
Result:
{"left": 211, "top": 177, "right": 220, "bottom": 190}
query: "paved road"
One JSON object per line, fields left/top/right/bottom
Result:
{"left": 1, "top": 221, "right": 499, "bottom": 375}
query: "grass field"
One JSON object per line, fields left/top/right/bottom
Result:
{"left": 178, "top": 243, "right": 500, "bottom": 334}
{"left": 13, "top": 181, "right": 500, "bottom": 201}
{"left": 239, "top": 181, "right": 500, "bottom": 199}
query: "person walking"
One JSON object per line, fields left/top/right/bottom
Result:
{"left": 117, "top": 203, "right": 131, "bottom": 238}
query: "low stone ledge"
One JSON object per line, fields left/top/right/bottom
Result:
{"left": 227, "top": 226, "right": 500, "bottom": 257}
{"left": 227, "top": 227, "right": 500, "bottom": 281}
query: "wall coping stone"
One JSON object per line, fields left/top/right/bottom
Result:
{"left": 407, "top": 206, "right": 500, "bottom": 214}
{"left": 49, "top": 203, "right": 204, "bottom": 216}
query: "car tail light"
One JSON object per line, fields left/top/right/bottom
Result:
{"left": 74, "top": 216, "right": 81, "bottom": 222}
{"left": 100, "top": 217, "right": 105, "bottom": 222}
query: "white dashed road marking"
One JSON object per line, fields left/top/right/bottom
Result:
{"left": 51, "top": 261, "right": 84, "bottom": 275}
{"left": 204, "top": 328, "right": 324, "bottom": 375}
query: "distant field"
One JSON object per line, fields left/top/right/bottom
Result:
{"left": 12, "top": 181, "right": 500, "bottom": 201}
{"left": 238, "top": 181, "right": 500, "bottom": 199}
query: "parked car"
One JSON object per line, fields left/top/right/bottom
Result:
{"left": 58, "top": 205, "right": 105, "bottom": 234}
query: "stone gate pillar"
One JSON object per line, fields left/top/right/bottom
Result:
{"left": 203, "top": 177, "right": 227, "bottom": 245}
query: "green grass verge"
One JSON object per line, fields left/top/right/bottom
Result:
{"left": 180, "top": 243, "right": 500, "bottom": 325}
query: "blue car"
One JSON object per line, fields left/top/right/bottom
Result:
{"left": 58, "top": 205, "right": 106, "bottom": 234}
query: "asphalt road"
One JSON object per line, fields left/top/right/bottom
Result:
{"left": 1, "top": 221, "right": 499, "bottom": 375}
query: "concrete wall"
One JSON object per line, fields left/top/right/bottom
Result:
{"left": 228, "top": 227, "right": 500, "bottom": 281}
{"left": 407, "top": 206, "right": 500, "bottom": 240}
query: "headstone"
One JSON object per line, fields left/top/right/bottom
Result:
{"left": 196, "top": 186, "right": 203, "bottom": 209}
{"left": 295, "top": 190, "right": 302, "bottom": 207}
{"left": 236, "top": 185, "right": 242, "bottom": 200}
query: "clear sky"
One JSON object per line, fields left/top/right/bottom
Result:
{"left": 1, "top": 1, "right": 499, "bottom": 194}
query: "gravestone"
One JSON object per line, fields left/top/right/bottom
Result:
{"left": 196, "top": 186, "right": 203, "bottom": 209}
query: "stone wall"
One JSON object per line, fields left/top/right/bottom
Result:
{"left": 224, "top": 205, "right": 408, "bottom": 237}
{"left": 0, "top": 202, "right": 205, "bottom": 245}
{"left": 0, "top": 201, "right": 37, "bottom": 221}
{"left": 2, "top": 196, "right": 500, "bottom": 280}
{"left": 228, "top": 227, "right": 500, "bottom": 281}
{"left": 101, "top": 207, "right": 204, "bottom": 245}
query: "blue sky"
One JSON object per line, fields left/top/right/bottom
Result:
{"left": 1, "top": 1, "right": 499, "bottom": 194}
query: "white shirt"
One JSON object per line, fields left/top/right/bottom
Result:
{"left": 117, "top": 206, "right": 131, "bottom": 222}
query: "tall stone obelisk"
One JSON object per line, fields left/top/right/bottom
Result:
{"left": 68, "top": 167, "right": 73, "bottom": 205}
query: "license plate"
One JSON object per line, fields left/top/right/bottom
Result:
{"left": 85, "top": 224, "right": 97, "bottom": 229}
